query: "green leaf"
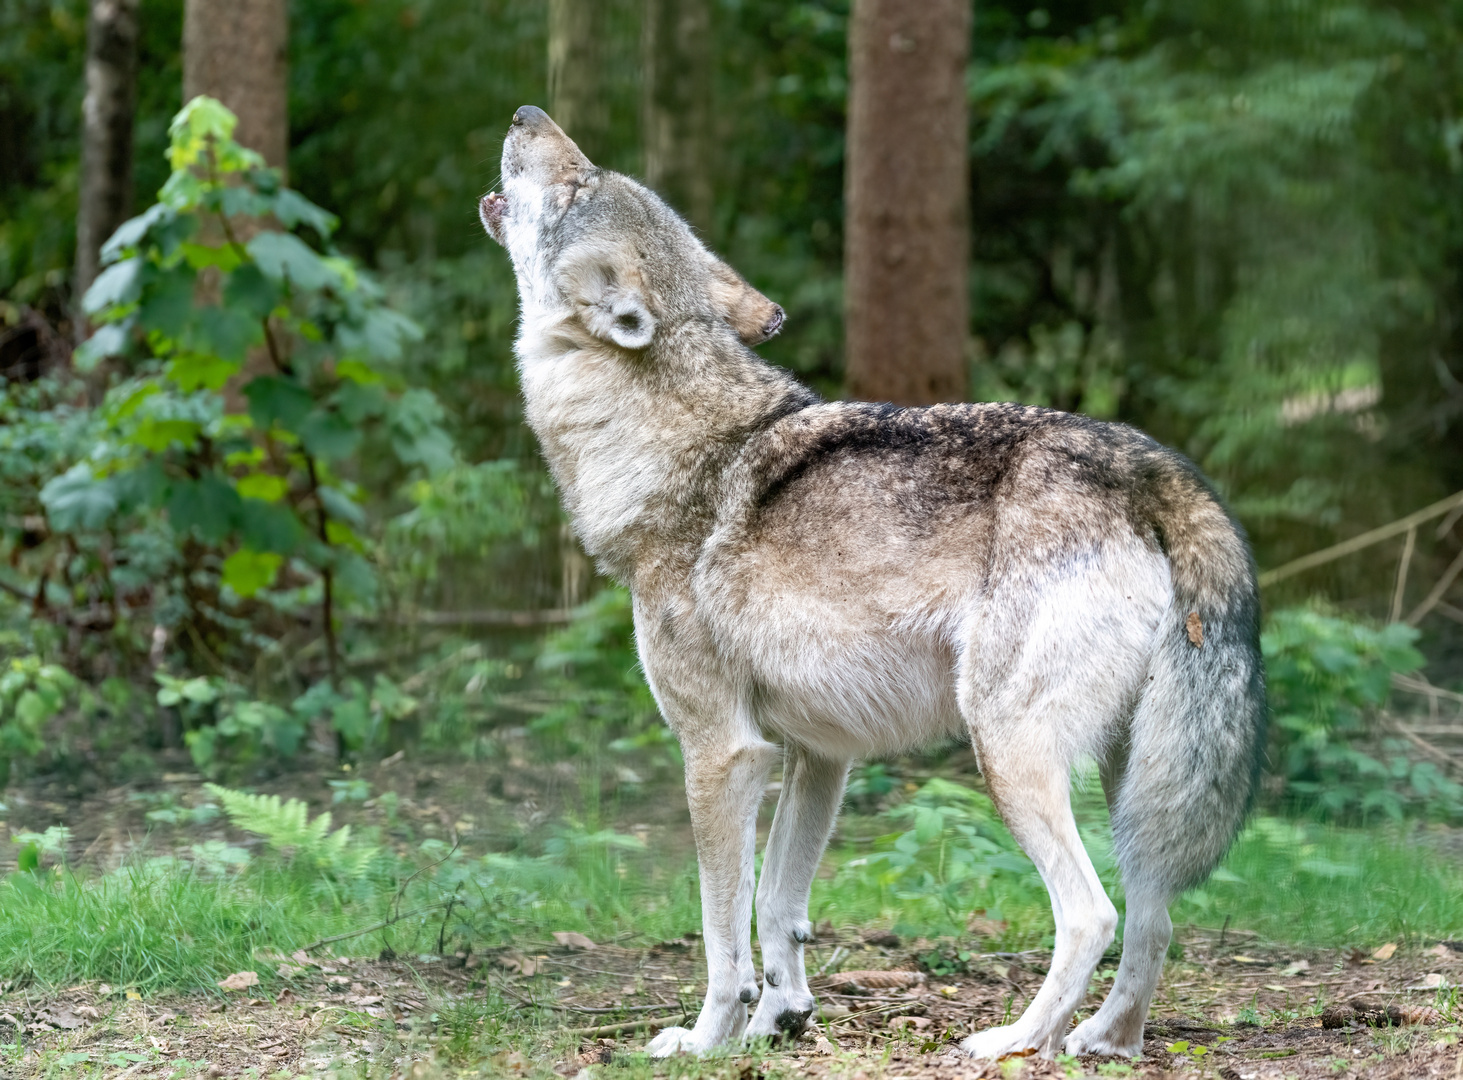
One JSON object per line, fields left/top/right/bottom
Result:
{"left": 167, "top": 474, "right": 244, "bottom": 543}
{"left": 169, "top": 95, "right": 241, "bottom": 168}
{"left": 336, "top": 306, "right": 422, "bottom": 362}
{"left": 179, "top": 241, "right": 242, "bottom": 272}
{"left": 298, "top": 408, "right": 362, "bottom": 460}
{"left": 246, "top": 232, "right": 341, "bottom": 292}
{"left": 15, "top": 842, "right": 39, "bottom": 874}
{"left": 166, "top": 352, "right": 241, "bottom": 393}
{"left": 74, "top": 321, "right": 133, "bottom": 371}
{"left": 137, "top": 264, "right": 197, "bottom": 337}
{"left": 336, "top": 359, "right": 384, "bottom": 385}
{"left": 237, "top": 474, "right": 289, "bottom": 502}
{"left": 333, "top": 380, "right": 388, "bottom": 423}
{"left": 223, "top": 263, "right": 281, "bottom": 319}
{"left": 100, "top": 204, "right": 176, "bottom": 265}
{"left": 272, "top": 189, "right": 339, "bottom": 237}
{"left": 244, "top": 375, "right": 313, "bottom": 431}
{"left": 188, "top": 304, "right": 261, "bottom": 363}
{"left": 317, "top": 485, "right": 366, "bottom": 527}
{"left": 82, "top": 257, "right": 146, "bottom": 315}
{"left": 130, "top": 416, "right": 203, "bottom": 453}
{"left": 221, "top": 548, "right": 284, "bottom": 598}
{"left": 40, "top": 466, "right": 119, "bottom": 531}
{"left": 239, "top": 499, "right": 307, "bottom": 555}
{"left": 218, "top": 185, "right": 275, "bottom": 219}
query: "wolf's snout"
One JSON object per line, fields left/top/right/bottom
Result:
{"left": 512, "top": 105, "right": 551, "bottom": 130}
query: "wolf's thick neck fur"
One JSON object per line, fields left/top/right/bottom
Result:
{"left": 517, "top": 313, "right": 812, "bottom": 587}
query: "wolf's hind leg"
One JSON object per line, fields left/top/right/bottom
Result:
{"left": 746, "top": 747, "right": 849, "bottom": 1042}
{"left": 957, "top": 735, "right": 1117, "bottom": 1060}
{"left": 647, "top": 736, "right": 778, "bottom": 1057}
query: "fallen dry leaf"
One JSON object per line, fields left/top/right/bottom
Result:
{"left": 1405, "top": 972, "right": 1447, "bottom": 990}
{"left": 552, "top": 931, "right": 598, "bottom": 950}
{"left": 1280, "top": 960, "right": 1310, "bottom": 976}
{"left": 1427, "top": 943, "right": 1453, "bottom": 959}
{"left": 1372, "top": 942, "right": 1398, "bottom": 960}
{"left": 38, "top": 1007, "right": 84, "bottom": 1030}
{"left": 497, "top": 953, "right": 538, "bottom": 976}
{"left": 217, "top": 971, "right": 260, "bottom": 992}
{"left": 888, "top": 1015, "right": 932, "bottom": 1031}
{"left": 966, "top": 913, "right": 1009, "bottom": 939}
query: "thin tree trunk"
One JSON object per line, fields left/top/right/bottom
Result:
{"left": 75, "top": 0, "right": 141, "bottom": 328}
{"left": 844, "top": 0, "right": 971, "bottom": 405}
{"left": 548, "top": 0, "right": 611, "bottom": 162}
{"left": 642, "top": 0, "right": 714, "bottom": 233}
{"left": 182, "top": 0, "right": 288, "bottom": 173}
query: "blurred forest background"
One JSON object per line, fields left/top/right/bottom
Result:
{"left": 0, "top": 0, "right": 1461, "bottom": 825}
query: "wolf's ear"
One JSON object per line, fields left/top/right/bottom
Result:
{"left": 581, "top": 284, "right": 657, "bottom": 350}
{"left": 706, "top": 257, "right": 785, "bottom": 346}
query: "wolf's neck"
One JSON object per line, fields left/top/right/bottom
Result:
{"left": 517, "top": 320, "right": 812, "bottom": 586}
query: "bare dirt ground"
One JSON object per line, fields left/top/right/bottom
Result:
{"left": 4, "top": 926, "right": 1460, "bottom": 1078}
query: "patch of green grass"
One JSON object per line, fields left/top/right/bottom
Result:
{"left": 4, "top": 774, "right": 1462, "bottom": 998}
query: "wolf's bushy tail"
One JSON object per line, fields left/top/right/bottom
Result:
{"left": 1109, "top": 460, "right": 1267, "bottom": 899}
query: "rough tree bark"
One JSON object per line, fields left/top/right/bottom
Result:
{"left": 75, "top": 0, "right": 141, "bottom": 322}
{"left": 844, "top": 0, "right": 972, "bottom": 405}
{"left": 548, "top": 0, "right": 611, "bottom": 162}
{"left": 182, "top": 0, "right": 288, "bottom": 172}
{"left": 642, "top": 0, "right": 714, "bottom": 234}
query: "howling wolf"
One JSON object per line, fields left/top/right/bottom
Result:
{"left": 480, "top": 105, "right": 1264, "bottom": 1060}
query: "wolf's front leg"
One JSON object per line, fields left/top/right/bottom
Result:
{"left": 747, "top": 748, "right": 848, "bottom": 1042}
{"left": 647, "top": 738, "right": 778, "bottom": 1057}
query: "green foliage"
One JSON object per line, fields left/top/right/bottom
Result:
{"left": 1262, "top": 607, "right": 1459, "bottom": 820}
{"left": 834, "top": 778, "right": 1044, "bottom": 932}
{"left": 0, "top": 656, "right": 74, "bottom": 786}
{"left": 531, "top": 588, "right": 666, "bottom": 755}
{"left": 70, "top": 97, "right": 449, "bottom": 632}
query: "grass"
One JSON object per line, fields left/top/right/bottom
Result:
{"left": 2, "top": 776, "right": 1462, "bottom": 997}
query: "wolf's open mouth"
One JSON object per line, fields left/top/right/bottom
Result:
{"left": 479, "top": 192, "right": 507, "bottom": 236}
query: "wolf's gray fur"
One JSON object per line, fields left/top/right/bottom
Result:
{"left": 481, "top": 105, "right": 1265, "bottom": 1060}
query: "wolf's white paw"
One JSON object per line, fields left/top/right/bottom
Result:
{"left": 959, "top": 1024, "right": 1043, "bottom": 1060}
{"left": 646, "top": 1026, "right": 727, "bottom": 1057}
{"left": 1064, "top": 1016, "right": 1142, "bottom": 1058}
{"left": 746, "top": 992, "right": 816, "bottom": 1041}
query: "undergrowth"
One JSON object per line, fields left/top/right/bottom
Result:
{"left": 4, "top": 772, "right": 1462, "bottom": 995}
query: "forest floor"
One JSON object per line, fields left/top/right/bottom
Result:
{"left": 3, "top": 928, "right": 1462, "bottom": 1079}
{"left": 2, "top": 756, "right": 1462, "bottom": 1077}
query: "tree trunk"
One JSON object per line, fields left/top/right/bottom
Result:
{"left": 642, "top": 0, "right": 714, "bottom": 233}
{"left": 182, "top": 0, "right": 288, "bottom": 172}
{"left": 548, "top": 0, "right": 611, "bottom": 162}
{"left": 844, "top": 0, "right": 971, "bottom": 405}
{"left": 75, "top": 0, "right": 141, "bottom": 325}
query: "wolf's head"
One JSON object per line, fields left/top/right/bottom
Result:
{"left": 480, "top": 106, "right": 784, "bottom": 356}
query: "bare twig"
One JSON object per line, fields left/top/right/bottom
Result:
{"left": 1383, "top": 714, "right": 1461, "bottom": 772}
{"left": 350, "top": 609, "right": 575, "bottom": 628}
{"left": 1406, "top": 546, "right": 1463, "bottom": 626}
{"left": 1391, "top": 527, "right": 1417, "bottom": 623}
{"left": 814, "top": 945, "right": 848, "bottom": 978}
{"left": 560, "top": 1015, "right": 682, "bottom": 1038}
{"left": 1258, "top": 490, "right": 1463, "bottom": 587}
{"left": 300, "top": 901, "right": 452, "bottom": 953}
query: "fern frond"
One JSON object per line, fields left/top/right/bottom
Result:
{"left": 206, "top": 784, "right": 377, "bottom": 875}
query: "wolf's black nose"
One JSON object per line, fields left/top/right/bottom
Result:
{"left": 513, "top": 105, "right": 550, "bottom": 129}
